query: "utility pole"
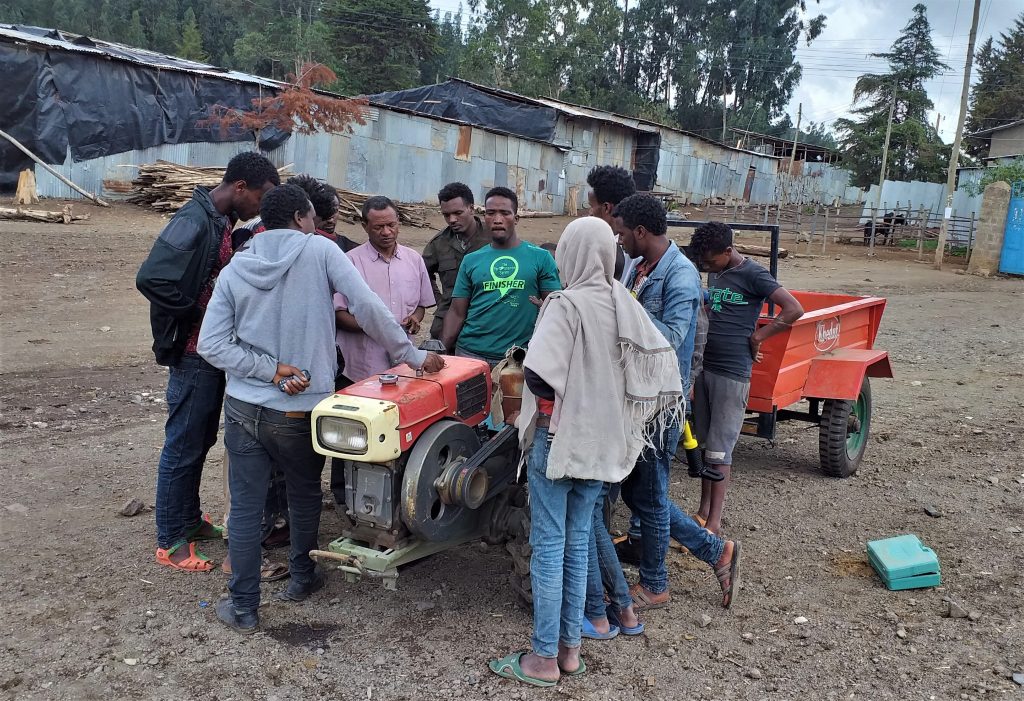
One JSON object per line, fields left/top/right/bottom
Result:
{"left": 780, "top": 103, "right": 801, "bottom": 206}
{"left": 722, "top": 83, "right": 728, "bottom": 142}
{"left": 618, "top": 0, "right": 629, "bottom": 78}
{"left": 934, "top": 0, "right": 982, "bottom": 269}
{"left": 869, "top": 89, "right": 897, "bottom": 255}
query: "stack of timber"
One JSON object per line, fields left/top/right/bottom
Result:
{"left": 333, "top": 189, "right": 429, "bottom": 228}
{"left": 129, "top": 161, "right": 430, "bottom": 227}
{"left": 127, "top": 161, "right": 290, "bottom": 212}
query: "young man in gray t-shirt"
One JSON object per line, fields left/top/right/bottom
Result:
{"left": 688, "top": 222, "right": 804, "bottom": 535}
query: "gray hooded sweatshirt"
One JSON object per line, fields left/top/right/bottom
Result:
{"left": 197, "top": 229, "right": 427, "bottom": 411}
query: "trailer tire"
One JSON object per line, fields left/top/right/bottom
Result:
{"left": 819, "top": 377, "right": 872, "bottom": 477}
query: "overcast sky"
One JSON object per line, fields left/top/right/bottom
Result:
{"left": 428, "top": 0, "right": 1020, "bottom": 142}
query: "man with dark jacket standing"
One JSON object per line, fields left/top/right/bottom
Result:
{"left": 136, "top": 151, "right": 279, "bottom": 572}
{"left": 423, "top": 182, "right": 490, "bottom": 339}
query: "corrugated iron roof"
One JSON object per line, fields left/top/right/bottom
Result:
{"left": 0, "top": 24, "right": 281, "bottom": 88}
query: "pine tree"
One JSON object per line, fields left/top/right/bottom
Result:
{"left": 124, "top": 9, "right": 147, "bottom": 48}
{"left": 835, "top": 3, "right": 950, "bottom": 186}
{"left": 325, "top": 0, "right": 438, "bottom": 94}
{"left": 149, "top": 0, "right": 181, "bottom": 55}
{"left": 177, "top": 7, "right": 208, "bottom": 61}
{"left": 98, "top": 0, "right": 131, "bottom": 43}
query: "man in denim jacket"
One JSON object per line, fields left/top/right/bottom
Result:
{"left": 609, "top": 194, "right": 738, "bottom": 610}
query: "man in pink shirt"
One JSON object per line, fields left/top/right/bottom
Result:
{"left": 334, "top": 196, "right": 435, "bottom": 384}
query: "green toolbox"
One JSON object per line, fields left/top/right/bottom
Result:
{"left": 866, "top": 534, "right": 941, "bottom": 591}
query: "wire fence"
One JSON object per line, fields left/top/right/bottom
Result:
{"left": 675, "top": 201, "right": 978, "bottom": 261}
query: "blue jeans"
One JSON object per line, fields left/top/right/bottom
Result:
{"left": 528, "top": 428, "right": 602, "bottom": 658}
{"left": 223, "top": 397, "right": 325, "bottom": 614}
{"left": 621, "top": 422, "right": 724, "bottom": 593}
{"left": 155, "top": 353, "right": 225, "bottom": 549}
{"left": 584, "top": 483, "right": 632, "bottom": 620}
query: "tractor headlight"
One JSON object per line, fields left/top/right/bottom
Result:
{"left": 317, "top": 416, "right": 369, "bottom": 454}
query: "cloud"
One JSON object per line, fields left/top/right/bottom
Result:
{"left": 791, "top": 0, "right": 1020, "bottom": 141}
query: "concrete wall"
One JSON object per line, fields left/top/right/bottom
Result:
{"left": 988, "top": 123, "right": 1024, "bottom": 160}
{"left": 967, "top": 181, "right": 1012, "bottom": 276}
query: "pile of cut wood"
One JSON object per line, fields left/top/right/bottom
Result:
{"left": 128, "top": 160, "right": 430, "bottom": 227}
{"left": 333, "top": 189, "right": 429, "bottom": 228}
{"left": 127, "top": 161, "right": 285, "bottom": 212}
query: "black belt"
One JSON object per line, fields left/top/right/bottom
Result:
{"left": 535, "top": 413, "right": 552, "bottom": 428}
{"left": 225, "top": 396, "right": 311, "bottom": 420}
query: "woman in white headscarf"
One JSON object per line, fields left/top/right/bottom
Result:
{"left": 489, "top": 217, "right": 732, "bottom": 687}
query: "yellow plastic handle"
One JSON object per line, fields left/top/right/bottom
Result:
{"left": 682, "top": 420, "right": 699, "bottom": 450}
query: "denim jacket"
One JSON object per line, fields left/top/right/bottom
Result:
{"left": 625, "top": 243, "right": 701, "bottom": 393}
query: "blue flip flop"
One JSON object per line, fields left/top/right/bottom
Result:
{"left": 582, "top": 618, "right": 620, "bottom": 640}
{"left": 607, "top": 606, "right": 645, "bottom": 636}
{"left": 488, "top": 651, "right": 557, "bottom": 688}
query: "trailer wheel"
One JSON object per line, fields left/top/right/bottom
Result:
{"left": 818, "top": 377, "right": 872, "bottom": 477}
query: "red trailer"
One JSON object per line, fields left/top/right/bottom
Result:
{"left": 745, "top": 291, "right": 892, "bottom": 476}
{"left": 673, "top": 220, "right": 893, "bottom": 477}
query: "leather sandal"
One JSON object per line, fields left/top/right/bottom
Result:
{"left": 714, "top": 540, "right": 741, "bottom": 609}
{"left": 629, "top": 583, "right": 670, "bottom": 610}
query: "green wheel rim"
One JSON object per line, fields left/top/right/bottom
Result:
{"left": 846, "top": 393, "right": 868, "bottom": 455}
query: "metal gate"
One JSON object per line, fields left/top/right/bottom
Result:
{"left": 999, "top": 181, "right": 1024, "bottom": 275}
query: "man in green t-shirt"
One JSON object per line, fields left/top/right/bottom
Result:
{"left": 440, "top": 187, "right": 561, "bottom": 365}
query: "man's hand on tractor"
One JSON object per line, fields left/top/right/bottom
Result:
{"left": 419, "top": 352, "right": 446, "bottom": 374}
{"left": 273, "top": 363, "right": 310, "bottom": 395}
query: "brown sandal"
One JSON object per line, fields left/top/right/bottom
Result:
{"left": 629, "top": 583, "right": 670, "bottom": 611}
{"left": 714, "top": 540, "right": 741, "bottom": 608}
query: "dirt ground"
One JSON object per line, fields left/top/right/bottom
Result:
{"left": 1, "top": 201, "right": 1022, "bottom": 701}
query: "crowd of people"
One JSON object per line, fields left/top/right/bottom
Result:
{"left": 135, "top": 152, "right": 804, "bottom": 680}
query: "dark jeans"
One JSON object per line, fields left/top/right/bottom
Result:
{"left": 621, "top": 422, "right": 724, "bottom": 593}
{"left": 223, "top": 397, "right": 325, "bottom": 613}
{"left": 329, "top": 373, "right": 354, "bottom": 509}
{"left": 155, "top": 353, "right": 225, "bottom": 549}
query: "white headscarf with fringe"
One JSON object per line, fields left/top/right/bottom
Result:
{"left": 518, "top": 217, "right": 684, "bottom": 482}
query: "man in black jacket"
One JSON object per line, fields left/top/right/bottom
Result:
{"left": 136, "top": 151, "right": 279, "bottom": 571}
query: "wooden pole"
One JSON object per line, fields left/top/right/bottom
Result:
{"left": 0, "top": 128, "right": 110, "bottom": 207}
{"left": 934, "top": 0, "right": 982, "bottom": 269}
{"left": 916, "top": 204, "right": 926, "bottom": 259}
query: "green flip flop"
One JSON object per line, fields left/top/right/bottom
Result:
{"left": 488, "top": 651, "right": 557, "bottom": 688}
{"left": 560, "top": 658, "right": 586, "bottom": 677}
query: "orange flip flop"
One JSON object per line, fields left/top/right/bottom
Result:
{"left": 156, "top": 541, "right": 214, "bottom": 572}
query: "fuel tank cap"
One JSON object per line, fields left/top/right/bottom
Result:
{"left": 378, "top": 373, "right": 399, "bottom": 386}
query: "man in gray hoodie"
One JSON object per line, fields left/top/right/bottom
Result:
{"left": 198, "top": 184, "right": 444, "bottom": 632}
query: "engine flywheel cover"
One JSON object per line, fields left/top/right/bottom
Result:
{"left": 401, "top": 420, "right": 483, "bottom": 541}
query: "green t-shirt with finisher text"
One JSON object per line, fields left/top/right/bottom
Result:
{"left": 451, "top": 242, "right": 562, "bottom": 360}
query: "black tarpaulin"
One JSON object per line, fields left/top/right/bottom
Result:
{"left": 370, "top": 80, "right": 559, "bottom": 144}
{"left": 632, "top": 132, "right": 661, "bottom": 191}
{"left": 0, "top": 26, "right": 288, "bottom": 189}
